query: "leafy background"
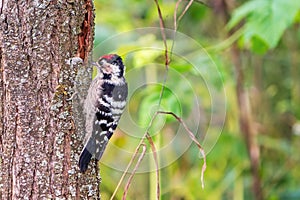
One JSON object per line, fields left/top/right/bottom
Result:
{"left": 93, "top": 0, "right": 300, "bottom": 199}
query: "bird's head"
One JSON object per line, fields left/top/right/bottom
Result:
{"left": 96, "top": 54, "right": 125, "bottom": 79}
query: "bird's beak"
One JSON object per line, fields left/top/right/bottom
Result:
{"left": 91, "top": 61, "right": 97, "bottom": 66}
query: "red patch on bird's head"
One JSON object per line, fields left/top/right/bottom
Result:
{"left": 100, "top": 54, "right": 117, "bottom": 61}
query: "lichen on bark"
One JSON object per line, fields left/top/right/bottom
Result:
{"left": 0, "top": 0, "right": 99, "bottom": 199}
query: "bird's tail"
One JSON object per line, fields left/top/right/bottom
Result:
{"left": 79, "top": 138, "right": 95, "bottom": 173}
{"left": 78, "top": 134, "right": 110, "bottom": 172}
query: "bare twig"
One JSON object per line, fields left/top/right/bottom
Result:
{"left": 174, "top": 0, "right": 194, "bottom": 30}
{"left": 110, "top": 113, "right": 159, "bottom": 200}
{"left": 153, "top": 0, "right": 170, "bottom": 68}
{"left": 112, "top": 108, "right": 206, "bottom": 199}
{"left": 174, "top": 0, "right": 183, "bottom": 31}
{"left": 172, "top": 0, "right": 201, "bottom": 64}
{"left": 172, "top": 1, "right": 210, "bottom": 188}
{"left": 110, "top": 144, "right": 144, "bottom": 200}
{"left": 122, "top": 144, "right": 147, "bottom": 200}
{"left": 146, "top": 133, "right": 160, "bottom": 200}
{"left": 153, "top": 0, "right": 171, "bottom": 111}
{"left": 157, "top": 111, "right": 206, "bottom": 188}
{"left": 174, "top": 0, "right": 209, "bottom": 30}
{"left": 178, "top": 0, "right": 194, "bottom": 25}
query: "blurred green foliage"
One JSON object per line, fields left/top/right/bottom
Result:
{"left": 227, "top": 0, "right": 300, "bottom": 53}
{"left": 94, "top": 0, "right": 300, "bottom": 199}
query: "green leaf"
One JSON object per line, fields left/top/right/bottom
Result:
{"left": 227, "top": 0, "right": 267, "bottom": 30}
{"left": 228, "top": 0, "right": 300, "bottom": 51}
{"left": 249, "top": 36, "right": 269, "bottom": 54}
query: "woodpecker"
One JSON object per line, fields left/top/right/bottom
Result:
{"left": 79, "top": 54, "right": 128, "bottom": 173}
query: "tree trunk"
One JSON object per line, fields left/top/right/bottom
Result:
{"left": 213, "top": 1, "right": 263, "bottom": 199}
{"left": 0, "top": 0, "right": 100, "bottom": 199}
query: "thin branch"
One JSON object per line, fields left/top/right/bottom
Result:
{"left": 178, "top": 0, "right": 194, "bottom": 24}
{"left": 122, "top": 144, "right": 147, "bottom": 200}
{"left": 110, "top": 143, "right": 145, "bottom": 200}
{"left": 157, "top": 111, "right": 206, "bottom": 188}
{"left": 172, "top": 0, "right": 195, "bottom": 61}
{"left": 174, "top": 0, "right": 183, "bottom": 31}
{"left": 146, "top": 133, "right": 160, "bottom": 200}
{"left": 110, "top": 113, "right": 159, "bottom": 200}
{"left": 112, "top": 108, "right": 206, "bottom": 199}
{"left": 153, "top": 0, "right": 170, "bottom": 68}
{"left": 153, "top": 0, "right": 170, "bottom": 110}
{"left": 174, "top": 0, "right": 209, "bottom": 31}
{"left": 172, "top": 0, "right": 201, "bottom": 65}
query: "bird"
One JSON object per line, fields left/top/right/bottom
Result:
{"left": 79, "top": 54, "right": 128, "bottom": 173}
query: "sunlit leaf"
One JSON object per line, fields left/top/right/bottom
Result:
{"left": 228, "top": 0, "right": 300, "bottom": 51}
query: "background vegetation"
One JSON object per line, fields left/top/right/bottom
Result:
{"left": 93, "top": 0, "right": 300, "bottom": 199}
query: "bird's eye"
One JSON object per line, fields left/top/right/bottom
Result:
{"left": 98, "top": 59, "right": 104, "bottom": 65}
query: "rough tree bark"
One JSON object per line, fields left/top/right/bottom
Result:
{"left": 0, "top": 0, "right": 100, "bottom": 199}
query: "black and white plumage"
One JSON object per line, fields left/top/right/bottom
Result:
{"left": 79, "top": 54, "right": 128, "bottom": 173}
